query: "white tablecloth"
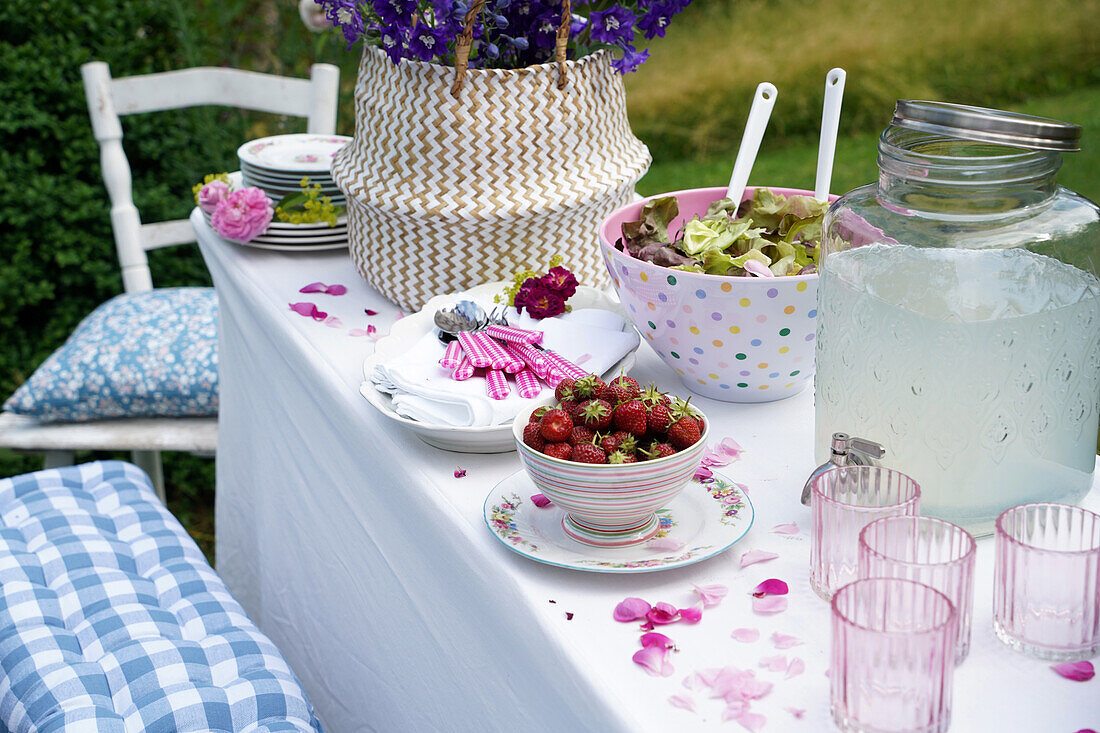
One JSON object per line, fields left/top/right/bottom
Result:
{"left": 192, "top": 209, "right": 1100, "bottom": 732}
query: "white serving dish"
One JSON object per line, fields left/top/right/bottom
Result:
{"left": 359, "top": 282, "right": 638, "bottom": 453}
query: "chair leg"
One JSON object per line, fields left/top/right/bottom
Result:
{"left": 131, "top": 450, "right": 166, "bottom": 504}
{"left": 42, "top": 451, "right": 76, "bottom": 469}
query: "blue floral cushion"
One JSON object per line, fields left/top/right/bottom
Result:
{"left": 4, "top": 288, "right": 218, "bottom": 422}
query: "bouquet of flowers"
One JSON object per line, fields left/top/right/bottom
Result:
{"left": 316, "top": 0, "right": 691, "bottom": 75}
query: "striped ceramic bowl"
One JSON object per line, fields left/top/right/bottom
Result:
{"left": 512, "top": 402, "right": 709, "bottom": 548}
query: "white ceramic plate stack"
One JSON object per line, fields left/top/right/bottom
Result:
{"left": 237, "top": 133, "right": 351, "bottom": 207}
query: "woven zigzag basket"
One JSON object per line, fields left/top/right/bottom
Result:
{"left": 331, "top": 46, "right": 651, "bottom": 310}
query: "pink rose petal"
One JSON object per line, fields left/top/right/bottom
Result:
{"left": 752, "top": 596, "right": 788, "bottom": 614}
{"left": 1052, "top": 661, "right": 1095, "bottom": 681}
{"left": 646, "top": 537, "right": 685, "bottom": 551}
{"left": 771, "top": 522, "right": 800, "bottom": 535}
{"left": 786, "top": 657, "right": 805, "bottom": 679}
{"left": 759, "top": 655, "right": 788, "bottom": 672}
{"left": 770, "top": 632, "right": 803, "bottom": 649}
{"left": 299, "top": 282, "right": 327, "bottom": 293}
{"left": 731, "top": 628, "right": 760, "bottom": 643}
{"left": 289, "top": 302, "right": 326, "bottom": 320}
{"left": 325, "top": 284, "right": 347, "bottom": 295}
{"left": 641, "top": 632, "right": 675, "bottom": 649}
{"left": 613, "top": 597, "right": 651, "bottom": 623}
{"left": 679, "top": 605, "right": 703, "bottom": 624}
{"left": 633, "top": 645, "right": 674, "bottom": 677}
{"left": 323, "top": 315, "right": 344, "bottom": 328}
{"left": 740, "top": 549, "right": 779, "bottom": 568}
{"left": 743, "top": 259, "right": 775, "bottom": 278}
{"left": 694, "top": 465, "right": 714, "bottom": 481}
{"left": 681, "top": 675, "right": 696, "bottom": 691}
{"left": 701, "top": 437, "right": 745, "bottom": 468}
{"left": 530, "top": 493, "right": 552, "bottom": 508}
{"left": 737, "top": 711, "right": 767, "bottom": 732}
{"left": 668, "top": 694, "right": 695, "bottom": 713}
{"left": 364, "top": 308, "right": 379, "bottom": 316}
{"left": 752, "top": 579, "right": 789, "bottom": 597}
{"left": 347, "top": 328, "right": 369, "bottom": 337}
{"left": 647, "top": 601, "right": 679, "bottom": 625}
{"left": 786, "top": 707, "right": 806, "bottom": 719}
{"left": 691, "top": 583, "right": 729, "bottom": 608}
{"left": 694, "top": 668, "right": 722, "bottom": 688}
{"left": 721, "top": 701, "right": 748, "bottom": 722}
{"left": 453, "top": 468, "right": 466, "bottom": 478}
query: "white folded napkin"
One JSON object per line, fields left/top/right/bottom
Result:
{"left": 368, "top": 308, "right": 640, "bottom": 427}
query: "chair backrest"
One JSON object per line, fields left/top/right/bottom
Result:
{"left": 81, "top": 62, "right": 340, "bottom": 293}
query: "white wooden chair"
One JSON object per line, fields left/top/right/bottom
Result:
{"left": 0, "top": 62, "right": 340, "bottom": 502}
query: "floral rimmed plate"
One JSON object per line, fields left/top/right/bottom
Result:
{"left": 237, "top": 134, "right": 352, "bottom": 172}
{"left": 483, "top": 470, "right": 754, "bottom": 573}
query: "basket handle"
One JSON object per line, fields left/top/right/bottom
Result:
{"left": 450, "top": 0, "right": 573, "bottom": 98}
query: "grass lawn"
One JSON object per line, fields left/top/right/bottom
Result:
{"left": 637, "top": 86, "right": 1100, "bottom": 202}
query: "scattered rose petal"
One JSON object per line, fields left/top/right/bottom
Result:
{"left": 347, "top": 328, "right": 369, "bottom": 337}
{"left": 752, "top": 579, "right": 789, "bottom": 597}
{"left": 641, "top": 632, "right": 675, "bottom": 649}
{"left": 736, "top": 711, "right": 767, "bottom": 732}
{"left": 1052, "top": 661, "right": 1095, "bottom": 681}
{"left": 694, "top": 465, "right": 714, "bottom": 481}
{"left": 299, "top": 282, "right": 346, "bottom": 295}
{"left": 731, "top": 628, "right": 760, "bottom": 643}
{"left": 323, "top": 315, "right": 344, "bottom": 328}
{"left": 453, "top": 468, "right": 466, "bottom": 478}
{"left": 613, "top": 597, "right": 651, "bottom": 623}
{"left": 740, "top": 549, "right": 779, "bottom": 568}
{"left": 633, "top": 645, "right": 674, "bottom": 677}
{"left": 679, "top": 605, "right": 703, "bottom": 624}
{"left": 694, "top": 668, "right": 722, "bottom": 688}
{"left": 530, "top": 493, "right": 552, "bottom": 508}
{"left": 743, "top": 259, "right": 775, "bottom": 278}
{"left": 701, "top": 438, "right": 745, "bottom": 468}
{"left": 771, "top": 522, "right": 800, "bottom": 535}
{"left": 712, "top": 667, "right": 773, "bottom": 702}
{"left": 752, "top": 596, "right": 788, "bottom": 614}
{"left": 786, "top": 707, "right": 806, "bottom": 719}
{"left": 565, "top": 612, "right": 574, "bottom": 620}
{"left": 646, "top": 537, "right": 684, "bottom": 551}
{"left": 771, "top": 632, "right": 803, "bottom": 649}
{"left": 786, "top": 657, "right": 805, "bottom": 679}
{"left": 681, "top": 675, "right": 695, "bottom": 691}
{"left": 759, "top": 655, "right": 788, "bottom": 672}
{"left": 326, "top": 284, "right": 347, "bottom": 295}
{"left": 364, "top": 308, "right": 379, "bottom": 316}
{"left": 668, "top": 694, "right": 695, "bottom": 713}
{"left": 647, "top": 602, "right": 679, "bottom": 625}
{"left": 289, "top": 302, "right": 327, "bottom": 320}
{"left": 366, "top": 324, "right": 377, "bottom": 336}
{"left": 691, "top": 583, "right": 729, "bottom": 608}
{"left": 721, "top": 701, "right": 748, "bottom": 722}
{"left": 395, "top": 311, "right": 405, "bottom": 319}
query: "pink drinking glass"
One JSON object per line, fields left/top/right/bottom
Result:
{"left": 859, "top": 516, "right": 976, "bottom": 664}
{"left": 832, "top": 578, "right": 956, "bottom": 733}
{"left": 993, "top": 503, "right": 1100, "bottom": 660}
{"left": 811, "top": 465, "right": 921, "bottom": 600}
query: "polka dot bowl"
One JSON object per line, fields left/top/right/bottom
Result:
{"left": 598, "top": 186, "right": 834, "bottom": 403}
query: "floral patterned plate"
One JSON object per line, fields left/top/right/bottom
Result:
{"left": 237, "top": 134, "right": 352, "bottom": 173}
{"left": 483, "top": 469, "right": 754, "bottom": 573}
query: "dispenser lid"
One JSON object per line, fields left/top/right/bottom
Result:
{"left": 892, "top": 100, "right": 1081, "bottom": 152}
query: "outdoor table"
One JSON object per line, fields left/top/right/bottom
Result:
{"left": 192, "top": 209, "right": 1100, "bottom": 732}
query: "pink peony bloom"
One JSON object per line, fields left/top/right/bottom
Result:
{"left": 198, "top": 179, "right": 230, "bottom": 214}
{"left": 212, "top": 187, "right": 273, "bottom": 242}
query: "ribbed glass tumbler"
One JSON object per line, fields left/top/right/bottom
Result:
{"left": 832, "top": 578, "right": 957, "bottom": 733}
{"left": 993, "top": 503, "right": 1100, "bottom": 660}
{"left": 859, "top": 516, "right": 976, "bottom": 663}
{"left": 811, "top": 465, "right": 921, "bottom": 600}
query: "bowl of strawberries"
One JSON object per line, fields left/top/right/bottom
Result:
{"left": 512, "top": 373, "right": 709, "bottom": 548}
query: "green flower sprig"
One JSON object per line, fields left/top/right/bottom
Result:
{"left": 495, "top": 254, "right": 564, "bottom": 307}
{"left": 274, "top": 178, "right": 343, "bottom": 226}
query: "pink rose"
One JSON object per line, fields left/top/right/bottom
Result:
{"left": 197, "top": 179, "right": 230, "bottom": 214}
{"left": 211, "top": 187, "right": 273, "bottom": 242}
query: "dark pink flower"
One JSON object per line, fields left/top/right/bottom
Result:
{"left": 523, "top": 286, "right": 567, "bottom": 320}
{"left": 613, "top": 597, "right": 651, "bottom": 623}
{"left": 1052, "top": 661, "right": 1095, "bottom": 681}
{"left": 541, "top": 266, "right": 579, "bottom": 298}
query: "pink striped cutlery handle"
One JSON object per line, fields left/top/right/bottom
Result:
{"left": 543, "top": 367, "right": 566, "bottom": 388}
{"left": 457, "top": 331, "right": 493, "bottom": 368}
{"left": 452, "top": 357, "right": 476, "bottom": 381}
{"left": 485, "top": 369, "right": 511, "bottom": 400}
{"left": 515, "top": 369, "right": 543, "bottom": 398}
{"left": 484, "top": 324, "right": 543, "bottom": 345}
{"left": 543, "top": 350, "right": 588, "bottom": 379}
{"left": 502, "top": 342, "right": 548, "bottom": 378}
{"left": 439, "top": 341, "right": 464, "bottom": 370}
{"left": 473, "top": 332, "right": 522, "bottom": 371}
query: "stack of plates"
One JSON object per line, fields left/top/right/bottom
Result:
{"left": 237, "top": 134, "right": 351, "bottom": 207}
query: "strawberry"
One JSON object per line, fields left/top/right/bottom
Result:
{"left": 667, "top": 415, "right": 702, "bottom": 449}
{"left": 554, "top": 377, "right": 576, "bottom": 403}
{"left": 523, "top": 423, "right": 547, "bottom": 451}
{"left": 640, "top": 382, "right": 671, "bottom": 408}
{"left": 578, "top": 399, "right": 613, "bottom": 430}
{"left": 572, "top": 443, "right": 608, "bottom": 464}
{"left": 559, "top": 399, "right": 585, "bottom": 419}
{"left": 598, "top": 433, "right": 619, "bottom": 454}
{"left": 609, "top": 375, "right": 641, "bottom": 400}
{"left": 573, "top": 374, "right": 606, "bottom": 400}
{"left": 569, "top": 426, "right": 596, "bottom": 446}
{"left": 646, "top": 402, "right": 672, "bottom": 433}
{"left": 603, "top": 383, "right": 630, "bottom": 405}
{"left": 613, "top": 399, "right": 648, "bottom": 436}
{"left": 611, "top": 431, "right": 638, "bottom": 454}
{"left": 607, "top": 450, "right": 638, "bottom": 464}
{"left": 529, "top": 406, "right": 551, "bottom": 424}
{"left": 539, "top": 408, "right": 573, "bottom": 443}
{"left": 542, "top": 441, "right": 573, "bottom": 460}
{"left": 644, "top": 442, "right": 677, "bottom": 460}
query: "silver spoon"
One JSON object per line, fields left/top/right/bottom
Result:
{"left": 434, "top": 300, "right": 488, "bottom": 343}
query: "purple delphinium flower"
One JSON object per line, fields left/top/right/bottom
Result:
{"left": 374, "top": 0, "right": 418, "bottom": 25}
{"left": 588, "top": 5, "right": 636, "bottom": 45}
{"left": 610, "top": 43, "right": 649, "bottom": 74}
{"left": 321, "top": 0, "right": 365, "bottom": 47}
{"left": 407, "top": 24, "right": 448, "bottom": 61}
{"left": 637, "top": 1, "right": 676, "bottom": 39}
{"left": 377, "top": 23, "right": 408, "bottom": 63}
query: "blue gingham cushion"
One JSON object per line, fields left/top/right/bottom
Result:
{"left": 0, "top": 461, "right": 322, "bottom": 732}
{"left": 3, "top": 288, "right": 218, "bottom": 422}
